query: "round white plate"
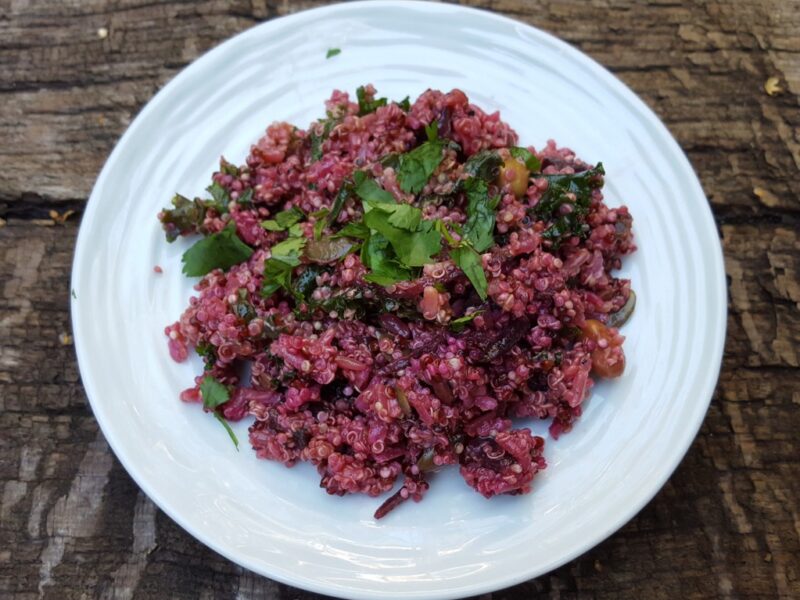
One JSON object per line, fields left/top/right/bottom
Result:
{"left": 72, "top": 2, "right": 727, "bottom": 598}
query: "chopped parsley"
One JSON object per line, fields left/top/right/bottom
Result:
{"left": 356, "top": 86, "right": 388, "bottom": 115}
{"left": 261, "top": 206, "right": 305, "bottom": 231}
{"left": 509, "top": 147, "right": 542, "bottom": 172}
{"left": 462, "top": 178, "right": 500, "bottom": 253}
{"left": 200, "top": 375, "right": 230, "bottom": 409}
{"left": 450, "top": 310, "right": 484, "bottom": 332}
{"left": 326, "top": 48, "right": 341, "bottom": 59}
{"left": 181, "top": 224, "right": 254, "bottom": 277}
{"left": 450, "top": 245, "right": 488, "bottom": 300}
{"left": 396, "top": 136, "right": 445, "bottom": 194}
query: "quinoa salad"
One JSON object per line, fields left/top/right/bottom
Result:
{"left": 159, "top": 86, "right": 636, "bottom": 518}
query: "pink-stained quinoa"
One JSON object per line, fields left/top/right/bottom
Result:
{"left": 160, "top": 86, "right": 636, "bottom": 518}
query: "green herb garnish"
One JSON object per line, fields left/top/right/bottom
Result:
{"left": 326, "top": 48, "right": 341, "bottom": 59}
{"left": 200, "top": 375, "right": 230, "bottom": 409}
{"left": 181, "top": 225, "right": 254, "bottom": 277}
{"left": 397, "top": 137, "right": 445, "bottom": 194}
{"left": 450, "top": 310, "right": 484, "bottom": 332}
{"left": 462, "top": 178, "right": 500, "bottom": 253}
{"left": 261, "top": 206, "right": 305, "bottom": 231}
{"left": 356, "top": 86, "right": 388, "bottom": 115}
{"left": 213, "top": 412, "right": 239, "bottom": 450}
{"left": 509, "top": 147, "right": 542, "bottom": 172}
{"left": 450, "top": 245, "right": 488, "bottom": 300}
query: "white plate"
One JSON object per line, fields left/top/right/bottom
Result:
{"left": 71, "top": 2, "right": 727, "bottom": 598}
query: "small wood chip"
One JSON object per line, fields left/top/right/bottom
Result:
{"left": 49, "top": 209, "right": 75, "bottom": 225}
{"left": 764, "top": 76, "right": 783, "bottom": 96}
{"left": 59, "top": 333, "right": 73, "bottom": 346}
{"left": 97, "top": 27, "right": 109, "bottom": 39}
{"left": 32, "top": 219, "right": 55, "bottom": 227}
{"left": 753, "top": 187, "right": 779, "bottom": 207}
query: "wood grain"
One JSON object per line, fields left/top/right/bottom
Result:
{"left": 1, "top": 1, "right": 798, "bottom": 598}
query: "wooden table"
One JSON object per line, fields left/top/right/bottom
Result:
{"left": 1, "top": 1, "right": 798, "bottom": 598}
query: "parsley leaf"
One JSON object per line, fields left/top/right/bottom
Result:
{"left": 361, "top": 233, "right": 415, "bottom": 285}
{"left": 181, "top": 225, "right": 254, "bottom": 277}
{"left": 261, "top": 206, "right": 305, "bottom": 231}
{"left": 206, "top": 182, "right": 230, "bottom": 211}
{"left": 363, "top": 210, "right": 441, "bottom": 267}
{"left": 200, "top": 375, "right": 230, "bottom": 409}
{"left": 462, "top": 178, "right": 500, "bottom": 252}
{"left": 309, "top": 118, "right": 337, "bottom": 162}
{"left": 509, "top": 147, "right": 542, "bottom": 172}
{"left": 326, "top": 180, "right": 352, "bottom": 226}
{"left": 326, "top": 48, "right": 341, "bottom": 59}
{"left": 397, "top": 139, "right": 445, "bottom": 194}
{"left": 160, "top": 194, "right": 209, "bottom": 242}
{"left": 356, "top": 86, "right": 388, "bottom": 115}
{"left": 353, "top": 171, "right": 396, "bottom": 204}
{"left": 213, "top": 412, "right": 239, "bottom": 450}
{"left": 261, "top": 258, "right": 294, "bottom": 298}
{"left": 236, "top": 188, "right": 253, "bottom": 206}
{"left": 398, "top": 96, "right": 411, "bottom": 111}
{"left": 335, "top": 222, "right": 370, "bottom": 240}
{"left": 450, "top": 245, "right": 488, "bottom": 300}
{"left": 269, "top": 236, "right": 306, "bottom": 265}
{"left": 195, "top": 342, "right": 217, "bottom": 369}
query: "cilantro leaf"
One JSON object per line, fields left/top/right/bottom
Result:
{"left": 326, "top": 48, "right": 341, "bottom": 59}
{"left": 356, "top": 86, "right": 388, "bottom": 115}
{"left": 509, "top": 147, "right": 542, "bottom": 172}
{"left": 261, "top": 206, "right": 305, "bottom": 231}
{"left": 200, "top": 375, "right": 230, "bottom": 409}
{"left": 397, "top": 140, "right": 445, "bottom": 194}
{"left": 195, "top": 342, "right": 217, "bottom": 369}
{"left": 450, "top": 245, "right": 488, "bottom": 300}
{"left": 213, "top": 412, "right": 239, "bottom": 450}
{"left": 462, "top": 178, "right": 500, "bottom": 253}
{"left": 181, "top": 225, "right": 254, "bottom": 277}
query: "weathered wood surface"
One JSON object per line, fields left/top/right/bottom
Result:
{"left": 1, "top": 0, "right": 798, "bottom": 598}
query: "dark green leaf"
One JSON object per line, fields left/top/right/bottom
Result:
{"left": 261, "top": 258, "right": 294, "bottom": 298}
{"left": 462, "top": 178, "right": 499, "bottom": 253}
{"left": 509, "top": 147, "right": 542, "bottom": 172}
{"left": 326, "top": 48, "right": 341, "bottom": 59}
{"left": 397, "top": 140, "right": 445, "bottom": 194}
{"left": 182, "top": 225, "right": 254, "bottom": 277}
{"left": 531, "top": 163, "right": 605, "bottom": 247}
{"left": 195, "top": 341, "right": 217, "bottom": 368}
{"left": 356, "top": 86, "right": 388, "bottom": 115}
{"left": 312, "top": 209, "right": 329, "bottom": 240}
{"left": 451, "top": 245, "right": 488, "bottom": 300}
{"left": 213, "top": 412, "right": 239, "bottom": 450}
{"left": 398, "top": 96, "right": 411, "bottom": 111}
{"left": 308, "top": 118, "right": 337, "bottom": 162}
{"left": 160, "top": 194, "right": 207, "bottom": 242}
{"left": 463, "top": 150, "right": 503, "bottom": 181}
{"left": 295, "top": 264, "right": 330, "bottom": 299}
{"left": 326, "top": 181, "right": 352, "bottom": 226}
{"left": 200, "top": 375, "right": 230, "bottom": 409}
{"left": 424, "top": 121, "right": 439, "bottom": 142}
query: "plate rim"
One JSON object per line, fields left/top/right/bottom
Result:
{"left": 71, "top": 1, "right": 728, "bottom": 597}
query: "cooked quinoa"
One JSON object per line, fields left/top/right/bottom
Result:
{"left": 159, "top": 85, "right": 636, "bottom": 518}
